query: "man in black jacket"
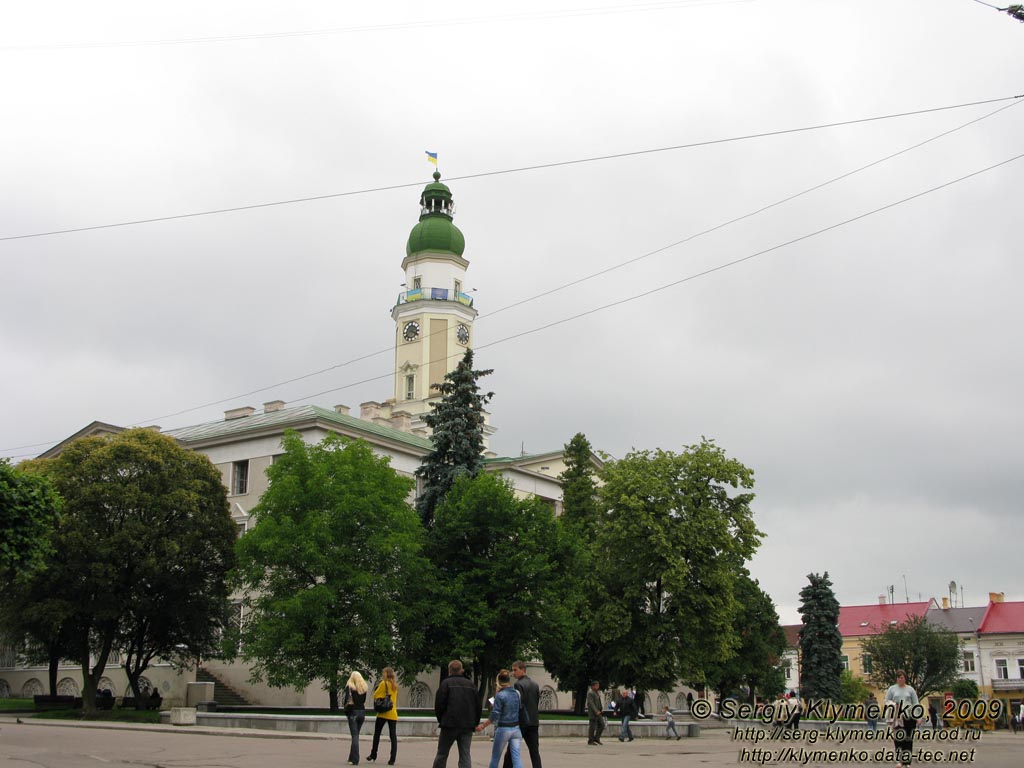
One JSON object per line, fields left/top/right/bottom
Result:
{"left": 432, "top": 660, "right": 482, "bottom": 768}
{"left": 503, "top": 660, "right": 542, "bottom": 768}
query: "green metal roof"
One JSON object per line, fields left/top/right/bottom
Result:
{"left": 406, "top": 216, "right": 465, "bottom": 257}
{"left": 163, "top": 404, "right": 434, "bottom": 451}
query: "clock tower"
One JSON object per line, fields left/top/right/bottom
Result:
{"left": 391, "top": 171, "right": 479, "bottom": 431}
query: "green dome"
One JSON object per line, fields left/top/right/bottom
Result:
{"left": 407, "top": 216, "right": 465, "bottom": 257}
{"left": 406, "top": 172, "right": 465, "bottom": 257}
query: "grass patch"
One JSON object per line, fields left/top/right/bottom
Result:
{"left": 214, "top": 707, "right": 588, "bottom": 720}
{"left": 0, "top": 699, "right": 34, "bottom": 711}
{"left": 31, "top": 709, "right": 161, "bottom": 723}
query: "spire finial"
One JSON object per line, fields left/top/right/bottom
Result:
{"left": 433, "top": 170, "right": 441, "bottom": 181}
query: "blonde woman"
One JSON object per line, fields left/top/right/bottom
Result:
{"left": 343, "top": 671, "right": 368, "bottom": 765}
{"left": 367, "top": 667, "right": 399, "bottom": 765}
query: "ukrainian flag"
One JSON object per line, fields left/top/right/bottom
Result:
{"left": 425, "top": 151, "right": 438, "bottom": 166}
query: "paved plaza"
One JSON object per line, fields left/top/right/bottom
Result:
{"left": 0, "top": 718, "right": 1021, "bottom": 767}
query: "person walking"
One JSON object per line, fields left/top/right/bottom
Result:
{"left": 785, "top": 691, "right": 801, "bottom": 730}
{"left": 586, "top": 681, "right": 605, "bottom": 745}
{"left": 503, "top": 660, "right": 541, "bottom": 768}
{"left": 865, "top": 694, "right": 879, "bottom": 732}
{"left": 476, "top": 669, "right": 524, "bottom": 768}
{"left": 343, "top": 671, "right": 369, "bottom": 765}
{"left": 367, "top": 667, "right": 399, "bottom": 765}
{"left": 884, "top": 669, "right": 920, "bottom": 768}
{"left": 663, "top": 706, "right": 681, "bottom": 739}
{"left": 617, "top": 689, "right": 636, "bottom": 742}
{"left": 432, "top": 660, "right": 481, "bottom": 768}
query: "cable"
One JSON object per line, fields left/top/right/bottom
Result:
{"left": 153, "top": 148, "right": 1024, "bottom": 430}
{"left": 481, "top": 98, "right": 1024, "bottom": 320}
{"left": 4, "top": 100, "right": 1021, "bottom": 453}
{"left": 1, "top": 94, "right": 1020, "bottom": 244}
{"left": 123, "top": 96, "right": 1024, "bottom": 426}
{"left": 0, "top": 1, "right": 750, "bottom": 52}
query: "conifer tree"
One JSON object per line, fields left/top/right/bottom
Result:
{"left": 415, "top": 348, "right": 494, "bottom": 525}
{"left": 539, "top": 433, "right": 601, "bottom": 713}
{"left": 798, "top": 571, "right": 843, "bottom": 703}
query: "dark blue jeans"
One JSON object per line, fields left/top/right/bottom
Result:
{"left": 347, "top": 709, "right": 365, "bottom": 764}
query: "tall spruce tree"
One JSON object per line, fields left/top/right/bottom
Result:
{"left": 539, "top": 433, "right": 602, "bottom": 713}
{"left": 415, "top": 348, "right": 493, "bottom": 525}
{"left": 798, "top": 572, "right": 843, "bottom": 703}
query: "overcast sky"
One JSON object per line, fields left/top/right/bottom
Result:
{"left": 3, "top": 0, "right": 1022, "bottom": 624}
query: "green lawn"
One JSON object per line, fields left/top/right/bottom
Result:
{"left": 31, "top": 709, "right": 161, "bottom": 723}
{"left": 0, "top": 699, "right": 33, "bottom": 711}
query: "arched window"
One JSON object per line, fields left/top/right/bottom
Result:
{"left": 57, "top": 677, "right": 80, "bottom": 696}
{"left": 539, "top": 686, "right": 558, "bottom": 711}
{"left": 408, "top": 681, "right": 431, "bottom": 709}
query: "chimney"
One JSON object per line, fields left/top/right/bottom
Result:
{"left": 225, "top": 406, "right": 255, "bottom": 420}
{"left": 942, "top": 597, "right": 950, "bottom": 610}
{"left": 990, "top": 592, "right": 1005, "bottom": 603}
{"left": 334, "top": 404, "right": 351, "bottom": 416}
{"left": 263, "top": 400, "right": 285, "bottom": 413}
{"left": 360, "top": 401, "right": 382, "bottom": 420}
{"left": 879, "top": 595, "right": 887, "bottom": 605}
{"left": 389, "top": 410, "right": 412, "bottom": 432}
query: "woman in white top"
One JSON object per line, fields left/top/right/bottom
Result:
{"left": 884, "top": 669, "right": 921, "bottom": 768}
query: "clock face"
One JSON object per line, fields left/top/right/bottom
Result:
{"left": 456, "top": 324, "right": 470, "bottom": 345}
{"left": 403, "top": 321, "right": 420, "bottom": 342}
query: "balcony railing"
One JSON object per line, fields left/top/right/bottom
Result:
{"left": 396, "top": 288, "right": 474, "bottom": 307}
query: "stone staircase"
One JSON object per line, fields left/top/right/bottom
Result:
{"left": 195, "top": 667, "right": 251, "bottom": 706}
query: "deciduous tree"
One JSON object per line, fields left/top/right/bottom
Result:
{"left": 860, "top": 614, "right": 962, "bottom": 698}
{"left": 30, "top": 429, "right": 236, "bottom": 714}
{"left": 424, "top": 472, "right": 570, "bottom": 701}
{"left": 0, "top": 458, "right": 60, "bottom": 586}
{"left": 593, "top": 439, "right": 762, "bottom": 692}
{"left": 704, "top": 572, "right": 787, "bottom": 703}
{"left": 235, "top": 432, "right": 432, "bottom": 709}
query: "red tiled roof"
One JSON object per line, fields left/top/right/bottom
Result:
{"left": 978, "top": 601, "right": 1024, "bottom": 634}
{"left": 782, "top": 624, "right": 802, "bottom": 648}
{"left": 838, "top": 602, "right": 931, "bottom": 637}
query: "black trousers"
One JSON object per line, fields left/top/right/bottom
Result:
{"left": 368, "top": 717, "right": 397, "bottom": 763}
{"left": 432, "top": 727, "right": 473, "bottom": 768}
{"left": 894, "top": 718, "right": 917, "bottom": 765}
{"left": 503, "top": 724, "right": 541, "bottom": 768}
{"left": 588, "top": 716, "right": 605, "bottom": 743}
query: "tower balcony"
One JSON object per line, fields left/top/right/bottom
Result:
{"left": 396, "top": 288, "right": 474, "bottom": 307}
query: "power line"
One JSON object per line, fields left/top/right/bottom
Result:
{"left": 0, "top": 1, "right": 750, "bottom": 51}
{"left": 138, "top": 149, "right": 1024, "bottom": 435}
{"left": 5, "top": 150, "right": 1021, "bottom": 457}
{"left": 1, "top": 94, "right": 1020, "bottom": 244}
{"left": 196, "top": 148, "right": 1021, "bottom": 417}
{"left": 123, "top": 96, "right": 1024, "bottom": 424}
{"left": 4, "top": 100, "right": 1021, "bottom": 455}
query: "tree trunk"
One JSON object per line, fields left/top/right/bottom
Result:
{"left": 48, "top": 653, "right": 60, "bottom": 695}
{"left": 80, "top": 656, "right": 97, "bottom": 716}
{"left": 125, "top": 665, "right": 143, "bottom": 709}
{"left": 574, "top": 683, "right": 588, "bottom": 715}
{"left": 328, "top": 684, "right": 339, "bottom": 711}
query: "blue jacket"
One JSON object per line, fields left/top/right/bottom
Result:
{"left": 489, "top": 686, "right": 522, "bottom": 727}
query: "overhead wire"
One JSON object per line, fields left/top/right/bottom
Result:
{"left": 0, "top": 0, "right": 751, "bottom": 52}
{"left": 3, "top": 98, "right": 1022, "bottom": 456}
{"left": 1, "top": 94, "right": 1021, "bottom": 244}
{"left": 5, "top": 150, "right": 1023, "bottom": 457}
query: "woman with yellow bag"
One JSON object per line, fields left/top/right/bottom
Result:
{"left": 367, "top": 667, "right": 399, "bottom": 765}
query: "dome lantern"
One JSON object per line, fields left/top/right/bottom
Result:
{"left": 406, "top": 171, "right": 465, "bottom": 257}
